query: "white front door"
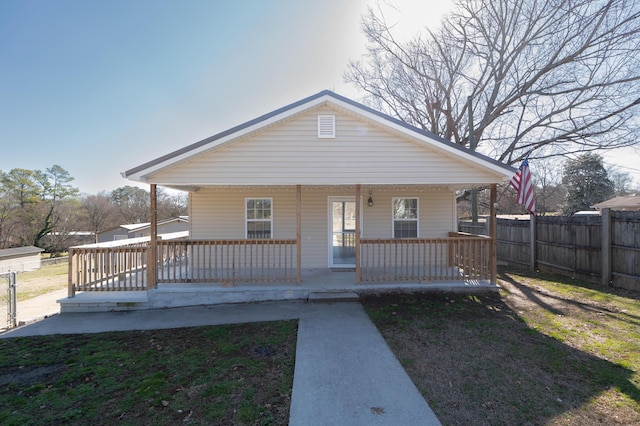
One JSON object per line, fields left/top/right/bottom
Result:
{"left": 329, "top": 197, "right": 357, "bottom": 268}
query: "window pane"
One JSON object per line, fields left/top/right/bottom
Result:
{"left": 393, "top": 198, "right": 418, "bottom": 238}
{"left": 262, "top": 206, "right": 272, "bottom": 220}
{"left": 393, "top": 221, "right": 417, "bottom": 238}
{"left": 247, "top": 199, "right": 272, "bottom": 220}
{"left": 393, "top": 198, "right": 418, "bottom": 219}
{"left": 406, "top": 199, "right": 417, "bottom": 218}
{"left": 247, "top": 198, "right": 272, "bottom": 239}
{"left": 247, "top": 221, "right": 271, "bottom": 239}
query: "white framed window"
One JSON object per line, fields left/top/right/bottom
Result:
{"left": 246, "top": 198, "right": 272, "bottom": 239}
{"left": 317, "top": 115, "right": 335, "bottom": 138}
{"left": 393, "top": 198, "right": 418, "bottom": 238}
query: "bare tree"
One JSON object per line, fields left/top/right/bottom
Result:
{"left": 80, "top": 192, "right": 120, "bottom": 235}
{"left": 157, "top": 188, "right": 188, "bottom": 220}
{"left": 111, "top": 185, "right": 151, "bottom": 224}
{"left": 531, "top": 158, "right": 566, "bottom": 214}
{"left": 345, "top": 0, "right": 640, "bottom": 165}
{"left": 607, "top": 167, "right": 634, "bottom": 195}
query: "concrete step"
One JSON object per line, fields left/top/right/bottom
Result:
{"left": 307, "top": 292, "right": 359, "bottom": 303}
{"left": 149, "top": 286, "right": 310, "bottom": 308}
{"left": 59, "top": 291, "right": 150, "bottom": 313}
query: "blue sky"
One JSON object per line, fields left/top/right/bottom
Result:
{"left": 1, "top": 0, "right": 382, "bottom": 193}
{"left": 2, "top": 0, "right": 638, "bottom": 194}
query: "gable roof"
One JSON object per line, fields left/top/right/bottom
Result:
{"left": 128, "top": 217, "right": 189, "bottom": 233}
{"left": 0, "top": 246, "right": 43, "bottom": 260}
{"left": 123, "top": 90, "right": 515, "bottom": 184}
{"left": 98, "top": 217, "right": 189, "bottom": 236}
{"left": 592, "top": 194, "right": 640, "bottom": 210}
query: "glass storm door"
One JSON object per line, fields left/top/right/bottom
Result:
{"left": 330, "top": 199, "right": 356, "bottom": 267}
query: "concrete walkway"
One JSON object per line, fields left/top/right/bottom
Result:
{"left": 16, "top": 288, "right": 65, "bottom": 325}
{"left": 2, "top": 301, "right": 440, "bottom": 425}
{"left": 290, "top": 303, "right": 440, "bottom": 425}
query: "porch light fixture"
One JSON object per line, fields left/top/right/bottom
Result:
{"left": 368, "top": 191, "right": 374, "bottom": 207}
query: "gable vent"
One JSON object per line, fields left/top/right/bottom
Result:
{"left": 317, "top": 115, "right": 335, "bottom": 138}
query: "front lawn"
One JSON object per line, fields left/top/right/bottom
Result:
{"left": 362, "top": 268, "right": 640, "bottom": 425}
{"left": 0, "top": 321, "right": 297, "bottom": 425}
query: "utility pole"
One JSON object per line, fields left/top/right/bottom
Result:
{"left": 468, "top": 96, "right": 478, "bottom": 224}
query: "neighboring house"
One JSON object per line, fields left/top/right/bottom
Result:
{"left": 97, "top": 223, "right": 149, "bottom": 242}
{"left": 96, "top": 217, "right": 189, "bottom": 242}
{"left": 67, "top": 91, "right": 515, "bottom": 305}
{"left": 128, "top": 216, "right": 189, "bottom": 238}
{"left": 43, "top": 231, "right": 95, "bottom": 248}
{"left": 0, "top": 246, "right": 44, "bottom": 274}
{"left": 592, "top": 194, "right": 640, "bottom": 211}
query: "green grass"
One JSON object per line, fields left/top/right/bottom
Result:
{"left": 15, "top": 263, "right": 68, "bottom": 301}
{"left": 501, "top": 269, "right": 640, "bottom": 371}
{"left": 17, "top": 263, "right": 67, "bottom": 281}
{"left": 362, "top": 268, "right": 640, "bottom": 425}
{"left": 0, "top": 321, "right": 297, "bottom": 425}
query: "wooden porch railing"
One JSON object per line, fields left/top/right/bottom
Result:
{"left": 359, "top": 233, "right": 491, "bottom": 282}
{"left": 68, "top": 235, "right": 490, "bottom": 294}
{"left": 68, "top": 243, "right": 150, "bottom": 296}
{"left": 156, "top": 239, "right": 298, "bottom": 284}
{"left": 68, "top": 239, "right": 299, "bottom": 295}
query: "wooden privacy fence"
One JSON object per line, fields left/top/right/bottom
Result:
{"left": 460, "top": 209, "right": 640, "bottom": 291}
{"left": 156, "top": 239, "right": 298, "bottom": 284}
{"left": 359, "top": 234, "right": 491, "bottom": 282}
{"left": 535, "top": 215, "right": 602, "bottom": 281}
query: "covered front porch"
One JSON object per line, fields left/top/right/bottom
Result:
{"left": 65, "top": 216, "right": 498, "bottom": 312}
{"left": 63, "top": 183, "right": 500, "bottom": 312}
{"left": 61, "top": 263, "right": 498, "bottom": 313}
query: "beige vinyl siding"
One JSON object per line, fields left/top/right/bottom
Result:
{"left": 190, "top": 188, "right": 297, "bottom": 240}
{"left": 190, "top": 185, "right": 456, "bottom": 269}
{"left": 150, "top": 106, "right": 501, "bottom": 186}
{"left": 362, "top": 188, "right": 454, "bottom": 239}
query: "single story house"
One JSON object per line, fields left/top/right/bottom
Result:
{"left": 127, "top": 216, "right": 189, "bottom": 239}
{"left": 97, "top": 223, "right": 150, "bottom": 242}
{"left": 66, "top": 91, "right": 515, "bottom": 308}
{"left": 97, "top": 216, "right": 189, "bottom": 242}
{"left": 0, "top": 246, "right": 44, "bottom": 274}
{"left": 592, "top": 194, "right": 640, "bottom": 211}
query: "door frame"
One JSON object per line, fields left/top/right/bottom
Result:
{"left": 327, "top": 196, "right": 362, "bottom": 268}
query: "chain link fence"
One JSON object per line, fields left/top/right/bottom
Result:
{"left": 0, "top": 272, "right": 17, "bottom": 330}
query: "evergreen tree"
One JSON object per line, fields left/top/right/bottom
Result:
{"left": 562, "top": 154, "right": 614, "bottom": 215}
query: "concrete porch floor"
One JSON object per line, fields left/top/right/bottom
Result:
{"left": 59, "top": 268, "right": 497, "bottom": 313}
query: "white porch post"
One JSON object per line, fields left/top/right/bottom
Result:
{"left": 147, "top": 184, "right": 158, "bottom": 290}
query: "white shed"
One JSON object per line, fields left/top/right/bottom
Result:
{"left": 0, "top": 246, "right": 44, "bottom": 273}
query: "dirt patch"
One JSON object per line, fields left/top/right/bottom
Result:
{"left": 0, "top": 364, "right": 67, "bottom": 387}
{"left": 15, "top": 263, "right": 68, "bottom": 301}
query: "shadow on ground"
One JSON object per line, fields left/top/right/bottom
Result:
{"left": 500, "top": 268, "right": 640, "bottom": 327}
{"left": 361, "top": 279, "right": 640, "bottom": 425}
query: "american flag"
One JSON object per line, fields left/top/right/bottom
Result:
{"left": 510, "top": 158, "right": 536, "bottom": 214}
